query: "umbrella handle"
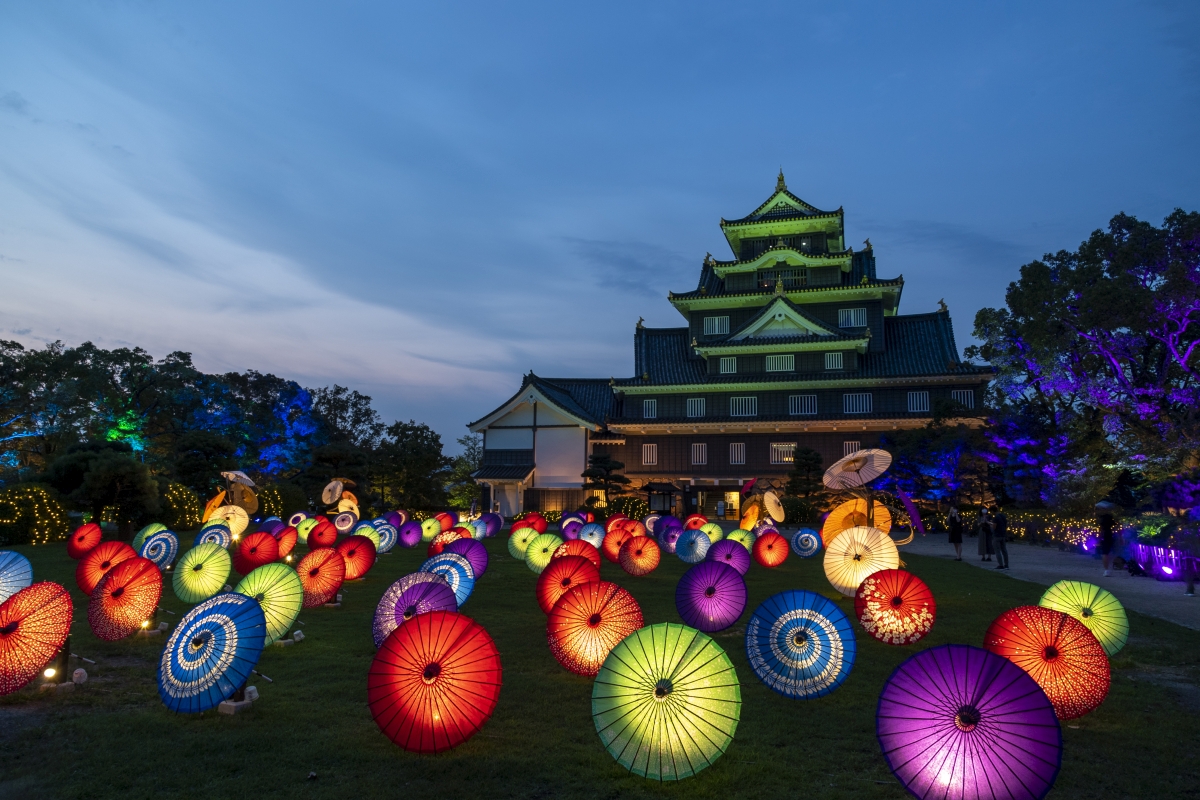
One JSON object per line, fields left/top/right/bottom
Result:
{"left": 157, "top": 607, "right": 177, "bottom": 616}
{"left": 294, "top": 620, "right": 305, "bottom": 626}
{"left": 252, "top": 670, "right": 273, "bottom": 683}
{"left": 71, "top": 654, "right": 97, "bottom": 664}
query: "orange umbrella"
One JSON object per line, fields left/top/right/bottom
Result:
{"left": 601, "top": 525, "right": 637, "bottom": 564}
{"left": 603, "top": 514, "right": 628, "bottom": 534}
{"left": 233, "top": 531, "right": 279, "bottom": 575}
{"left": 88, "top": 557, "right": 163, "bottom": 641}
{"left": 618, "top": 536, "right": 660, "bottom": 576}
{"left": 0, "top": 582, "right": 73, "bottom": 696}
{"left": 67, "top": 523, "right": 103, "bottom": 559}
{"left": 752, "top": 531, "right": 789, "bottom": 568}
{"left": 336, "top": 535, "right": 377, "bottom": 581}
{"left": 297, "top": 548, "right": 346, "bottom": 607}
{"left": 552, "top": 539, "right": 601, "bottom": 570}
{"left": 274, "top": 526, "right": 298, "bottom": 558}
{"left": 547, "top": 581, "right": 643, "bottom": 676}
{"left": 202, "top": 490, "right": 227, "bottom": 523}
{"left": 536, "top": 555, "right": 601, "bottom": 614}
{"left": 821, "top": 499, "right": 892, "bottom": 545}
{"left": 76, "top": 541, "right": 137, "bottom": 596}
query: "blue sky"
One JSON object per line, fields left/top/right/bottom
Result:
{"left": 1, "top": 1, "right": 1197, "bottom": 452}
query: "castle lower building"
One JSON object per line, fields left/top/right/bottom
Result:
{"left": 469, "top": 173, "right": 992, "bottom": 518}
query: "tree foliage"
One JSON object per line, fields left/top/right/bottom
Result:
{"left": 582, "top": 453, "right": 630, "bottom": 505}
{"left": 446, "top": 434, "right": 483, "bottom": 510}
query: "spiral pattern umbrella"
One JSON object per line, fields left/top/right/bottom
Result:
{"left": 368, "top": 610, "right": 502, "bottom": 753}
{"left": 336, "top": 535, "right": 377, "bottom": 581}
{"left": 1038, "top": 580, "right": 1128, "bottom": 656}
{"left": 791, "top": 529, "right": 822, "bottom": 558}
{"left": 601, "top": 526, "right": 636, "bottom": 564}
{"left": 553, "top": 538, "right": 601, "bottom": 570}
{"left": 592, "top": 623, "right": 741, "bottom": 781}
{"left": 373, "top": 573, "right": 458, "bottom": 647}
{"left": 578, "top": 522, "right": 606, "bottom": 549}
{"left": 89, "top": 557, "right": 162, "bottom": 641}
{"left": 173, "top": 543, "right": 233, "bottom": 604}
{"left": 235, "top": 564, "right": 303, "bottom": 646}
{"left": 823, "top": 526, "right": 899, "bottom": 597}
{"left": 675, "top": 529, "right": 711, "bottom": 564}
{"left": 273, "top": 526, "right": 298, "bottom": 558}
{"left": 132, "top": 523, "right": 167, "bottom": 553}
{"left": 373, "top": 522, "right": 398, "bottom": 553}
{"left": 158, "top": 592, "right": 266, "bottom": 714}
{"left": 233, "top": 531, "right": 279, "bottom": 575}
{"left": 508, "top": 527, "right": 539, "bottom": 559}
{"left": 619, "top": 536, "right": 661, "bottom": 577}
{"left": 445, "top": 538, "right": 489, "bottom": 579}
{"left": 420, "top": 553, "right": 475, "bottom": 607}
{"left": 139, "top": 529, "right": 179, "bottom": 569}
{"left": 984, "top": 605, "right": 1110, "bottom": 719}
{"left": 746, "top": 589, "right": 856, "bottom": 699}
{"left": 854, "top": 569, "right": 936, "bottom": 645}
{"left": 536, "top": 555, "right": 601, "bottom": 614}
{"left": 547, "top": 581, "right": 643, "bottom": 676}
{"left": 398, "top": 521, "right": 423, "bottom": 548}
{"left": 77, "top": 541, "right": 138, "bottom": 596}
{"left": 297, "top": 548, "right": 346, "bottom": 607}
{"left": 877, "top": 644, "right": 1062, "bottom": 800}
{"left": 0, "top": 582, "right": 73, "bottom": 696}
{"left": 752, "top": 531, "right": 790, "bottom": 568}
{"left": 676, "top": 561, "right": 746, "bottom": 633}
{"left": 67, "top": 523, "right": 102, "bottom": 559}
{"left": 195, "top": 524, "right": 232, "bottom": 549}
{"left": 0, "top": 551, "right": 33, "bottom": 603}
{"left": 427, "top": 530, "right": 463, "bottom": 557}
{"left": 420, "top": 518, "right": 441, "bottom": 542}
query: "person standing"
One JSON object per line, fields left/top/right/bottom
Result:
{"left": 977, "top": 507, "right": 993, "bottom": 562}
{"left": 1098, "top": 512, "right": 1115, "bottom": 577}
{"left": 992, "top": 506, "right": 1009, "bottom": 570}
{"left": 947, "top": 506, "right": 964, "bottom": 561}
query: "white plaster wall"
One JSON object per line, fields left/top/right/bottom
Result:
{"left": 534, "top": 427, "right": 586, "bottom": 488}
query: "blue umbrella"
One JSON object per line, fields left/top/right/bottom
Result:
{"left": 371, "top": 520, "right": 398, "bottom": 553}
{"left": 158, "top": 592, "right": 266, "bottom": 713}
{"left": 0, "top": 550, "right": 33, "bottom": 603}
{"left": 419, "top": 553, "right": 476, "bottom": 607}
{"left": 578, "top": 523, "right": 606, "bottom": 549}
{"left": 791, "top": 529, "right": 822, "bottom": 558}
{"left": 140, "top": 530, "right": 179, "bottom": 569}
{"left": 745, "top": 590, "right": 856, "bottom": 699}
{"left": 194, "top": 525, "right": 232, "bottom": 549}
{"left": 676, "top": 529, "right": 711, "bottom": 564}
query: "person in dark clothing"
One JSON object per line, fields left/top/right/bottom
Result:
{"left": 992, "top": 506, "right": 1009, "bottom": 570}
{"left": 977, "top": 507, "right": 993, "bottom": 561}
{"left": 947, "top": 506, "right": 964, "bottom": 561}
{"left": 1098, "top": 512, "right": 1115, "bottom": 577}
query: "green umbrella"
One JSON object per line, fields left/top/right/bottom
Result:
{"left": 1039, "top": 579, "right": 1129, "bottom": 656}
{"left": 353, "top": 523, "right": 382, "bottom": 550}
{"left": 235, "top": 563, "right": 303, "bottom": 645}
{"left": 592, "top": 622, "right": 741, "bottom": 781}
{"left": 726, "top": 529, "right": 754, "bottom": 551}
{"left": 296, "top": 517, "right": 319, "bottom": 541}
{"left": 524, "top": 533, "right": 564, "bottom": 574}
{"left": 173, "top": 543, "right": 232, "bottom": 604}
{"left": 132, "top": 522, "right": 168, "bottom": 552}
{"left": 508, "top": 527, "right": 539, "bottom": 560}
{"left": 699, "top": 523, "right": 725, "bottom": 544}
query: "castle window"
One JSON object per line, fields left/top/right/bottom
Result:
{"left": 952, "top": 389, "right": 975, "bottom": 409}
{"left": 825, "top": 352, "right": 844, "bottom": 370}
{"left": 643, "top": 399, "right": 657, "bottom": 419}
{"left": 703, "top": 316, "right": 730, "bottom": 336}
{"left": 720, "top": 357, "right": 737, "bottom": 374}
{"left": 730, "top": 396, "right": 758, "bottom": 417}
{"left": 765, "top": 354, "right": 794, "bottom": 372}
{"left": 838, "top": 308, "right": 867, "bottom": 328}
{"left": 686, "top": 398, "right": 706, "bottom": 418}
{"left": 642, "top": 444, "right": 658, "bottom": 465}
{"left": 789, "top": 394, "right": 817, "bottom": 415}
{"left": 908, "top": 391, "right": 931, "bottom": 413}
{"left": 843, "top": 393, "right": 872, "bottom": 414}
{"left": 691, "top": 443, "right": 708, "bottom": 466}
{"left": 729, "top": 443, "right": 746, "bottom": 465}
{"left": 770, "top": 442, "right": 797, "bottom": 464}
{"left": 843, "top": 441, "right": 862, "bottom": 457}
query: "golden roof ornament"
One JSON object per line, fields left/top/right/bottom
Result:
{"left": 775, "top": 278, "right": 784, "bottom": 295}
{"left": 938, "top": 298, "right": 949, "bottom": 313}
{"left": 776, "top": 169, "right": 786, "bottom": 192}
{"left": 863, "top": 238, "right": 872, "bottom": 250}
{"left": 636, "top": 317, "right": 644, "bottom": 329}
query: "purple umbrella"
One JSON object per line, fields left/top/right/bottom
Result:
{"left": 706, "top": 539, "right": 751, "bottom": 575}
{"left": 444, "top": 537, "right": 488, "bottom": 578}
{"left": 397, "top": 521, "right": 424, "bottom": 548}
{"left": 384, "top": 510, "right": 405, "bottom": 528}
{"left": 372, "top": 574, "right": 458, "bottom": 647}
{"left": 561, "top": 518, "right": 583, "bottom": 540}
{"left": 877, "top": 644, "right": 1062, "bottom": 800}
{"left": 480, "top": 512, "right": 503, "bottom": 537}
{"left": 676, "top": 561, "right": 746, "bottom": 633}
{"left": 658, "top": 524, "right": 683, "bottom": 554}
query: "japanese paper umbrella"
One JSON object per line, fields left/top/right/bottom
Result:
{"left": 536, "top": 555, "right": 600, "bottom": 614}
{"left": 984, "top": 605, "right": 1110, "bottom": 719}
{"left": 1038, "top": 580, "right": 1129, "bottom": 656}
{"left": 578, "top": 522, "right": 605, "bottom": 549}
{"left": 88, "top": 557, "right": 162, "bottom": 641}
{"left": 822, "top": 498, "right": 892, "bottom": 545}
{"left": 706, "top": 539, "right": 751, "bottom": 575}
{"left": 746, "top": 589, "right": 856, "bottom": 699}
{"left": 0, "top": 582, "right": 73, "bottom": 696}
{"left": 823, "top": 526, "right": 899, "bottom": 597}
{"left": 791, "top": 528, "right": 822, "bottom": 558}
{"left": 547, "top": 581, "right": 643, "bottom": 676}
{"left": 592, "top": 623, "right": 741, "bottom": 781}
{"left": 296, "top": 548, "right": 345, "bottom": 607}
{"left": 877, "top": 644, "right": 1062, "bottom": 800}
{"left": 0, "top": 551, "right": 33, "bottom": 603}
{"left": 420, "top": 553, "right": 475, "bottom": 607}
{"left": 676, "top": 561, "right": 746, "bottom": 633}
{"left": 752, "top": 531, "right": 790, "bottom": 568}
{"left": 208, "top": 504, "right": 249, "bottom": 537}
{"left": 854, "top": 569, "right": 936, "bottom": 645}
{"left": 131, "top": 523, "right": 167, "bottom": 552}
{"left": 368, "top": 610, "right": 502, "bottom": 754}
{"left": 67, "top": 523, "right": 102, "bottom": 559}
{"left": 507, "top": 526, "right": 539, "bottom": 559}
{"left": 600, "top": 525, "right": 635, "bottom": 564}
{"left": 307, "top": 519, "right": 338, "bottom": 549}
{"left": 427, "top": 529, "right": 462, "bottom": 557}
{"left": 139, "top": 529, "right": 179, "bottom": 569}
{"left": 77, "top": 541, "right": 138, "bottom": 595}
{"left": 195, "top": 524, "right": 232, "bottom": 549}
{"left": 373, "top": 572, "right": 457, "bottom": 647}
{"left": 822, "top": 448, "right": 891, "bottom": 491}
{"left": 397, "top": 521, "right": 423, "bottom": 548}
{"left": 336, "top": 535, "right": 377, "bottom": 581}
{"left": 619, "top": 536, "right": 660, "bottom": 576}
{"left": 524, "top": 533, "right": 564, "bottom": 574}
{"left": 675, "top": 529, "right": 710, "bottom": 564}
{"left": 353, "top": 523, "right": 383, "bottom": 550}
{"left": 232, "top": 531, "right": 279, "bottom": 575}
{"left": 445, "top": 538, "right": 488, "bottom": 579}
{"left": 553, "top": 538, "right": 601, "bottom": 570}
{"left": 158, "top": 592, "right": 266, "bottom": 714}
{"left": 235, "top": 563, "right": 303, "bottom": 646}
{"left": 273, "top": 526, "right": 298, "bottom": 558}
{"left": 173, "top": 543, "right": 232, "bottom": 604}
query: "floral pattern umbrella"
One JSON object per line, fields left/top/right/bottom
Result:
{"left": 373, "top": 572, "right": 457, "bottom": 648}
{"left": 536, "top": 555, "right": 601, "bottom": 614}
{"left": 524, "top": 533, "right": 564, "bottom": 574}
{"left": 67, "top": 523, "right": 102, "bottom": 559}
{"left": 791, "top": 529, "right": 822, "bottom": 558}
{"left": 0, "top": 551, "right": 33, "bottom": 604}
{"left": 445, "top": 538, "right": 488, "bottom": 579}
{"left": 139, "top": 529, "right": 179, "bottom": 569}
{"left": 235, "top": 564, "right": 303, "bottom": 646}
{"left": 173, "top": 543, "right": 233, "bottom": 605}
{"left": 77, "top": 541, "right": 138, "bottom": 596}
{"left": 158, "top": 592, "right": 266, "bottom": 713}
{"left": 592, "top": 623, "right": 741, "bottom": 781}
{"left": 675, "top": 529, "right": 711, "bottom": 564}
{"left": 619, "top": 536, "right": 661, "bottom": 577}
{"left": 854, "top": 569, "right": 936, "bottom": 645}
{"left": 676, "top": 561, "right": 746, "bottom": 633}
{"left": 89, "top": 557, "right": 162, "bottom": 641}
{"left": 746, "top": 589, "right": 856, "bottom": 699}
{"left": 420, "top": 553, "right": 475, "bottom": 607}
{"left": 1038, "top": 580, "right": 1128, "bottom": 656}
{"left": 336, "top": 535, "right": 378, "bottom": 581}
{"left": 0, "top": 582, "right": 73, "bottom": 696}
{"left": 823, "top": 526, "right": 899, "bottom": 597}
{"left": 752, "top": 531, "right": 789, "bottom": 568}
{"left": 296, "top": 548, "right": 345, "bottom": 607}
{"left": 706, "top": 539, "right": 751, "bottom": 575}
{"left": 553, "top": 539, "right": 601, "bottom": 570}
{"left": 547, "top": 581, "right": 643, "bottom": 676}
{"left": 877, "top": 644, "right": 1062, "bottom": 800}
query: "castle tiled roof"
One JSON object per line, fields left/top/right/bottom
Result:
{"left": 670, "top": 251, "right": 894, "bottom": 301}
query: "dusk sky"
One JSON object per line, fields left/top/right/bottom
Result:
{"left": 2, "top": 2, "right": 1198, "bottom": 452}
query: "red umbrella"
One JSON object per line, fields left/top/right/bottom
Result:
{"left": 553, "top": 539, "right": 601, "bottom": 570}
{"left": 88, "top": 557, "right": 163, "bottom": 641}
{"left": 684, "top": 514, "right": 707, "bottom": 530}
{"left": 547, "top": 581, "right": 643, "bottom": 676}
{"left": 536, "top": 555, "right": 601, "bottom": 614}
{"left": 274, "top": 525, "right": 298, "bottom": 558}
{"left": 603, "top": 514, "right": 628, "bottom": 534}
{"left": 307, "top": 518, "right": 338, "bottom": 549}
{"left": 76, "top": 541, "right": 137, "bottom": 595}
{"left": 427, "top": 530, "right": 463, "bottom": 557}
{"left": 233, "top": 531, "right": 279, "bottom": 575}
{"left": 516, "top": 513, "right": 547, "bottom": 534}
{"left": 336, "top": 535, "right": 377, "bottom": 581}
{"left": 854, "top": 569, "right": 937, "bottom": 645}
{"left": 433, "top": 512, "right": 456, "bottom": 532}
{"left": 368, "top": 610, "right": 502, "bottom": 753}
{"left": 67, "top": 523, "right": 103, "bottom": 559}
{"left": 297, "top": 548, "right": 346, "bottom": 607}
{"left": 752, "top": 531, "right": 789, "bottom": 568}
{"left": 0, "top": 582, "right": 73, "bottom": 696}
{"left": 618, "top": 536, "right": 660, "bottom": 577}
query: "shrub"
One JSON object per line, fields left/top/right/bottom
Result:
{"left": 259, "top": 482, "right": 309, "bottom": 520}
{"left": 607, "top": 496, "right": 649, "bottom": 521}
{"left": 782, "top": 497, "right": 819, "bottom": 526}
{"left": 0, "top": 484, "right": 70, "bottom": 546}
{"left": 161, "top": 482, "right": 203, "bottom": 530}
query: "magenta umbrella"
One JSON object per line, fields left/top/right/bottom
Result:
{"left": 397, "top": 521, "right": 423, "bottom": 548}
{"left": 877, "top": 644, "right": 1062, "bottom": 800}
{"left": 706, "top": 539, "right": 751, "bottom": 575}
{"left": 444, "top": 538, "right": 488, "bottom": 579}
{"left": 675, "top": 561, "right": 746, "bottom": 633}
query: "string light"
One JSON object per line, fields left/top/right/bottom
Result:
{"left": 162, "top": 483, "right": 202, "bottom": 529}
{"left": 0, "top": 485, "right": 70, "bottom": 546}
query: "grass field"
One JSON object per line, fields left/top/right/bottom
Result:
{"left": 2, "top": 531, "right": 1198, "bottom": 800}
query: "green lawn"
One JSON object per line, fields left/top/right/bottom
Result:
{"left": 2, "top": 532, "right": 1198, "bottom": 800}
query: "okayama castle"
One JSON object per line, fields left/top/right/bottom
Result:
{"left": 469, "top": 173, "right": 992, "bottom": 519}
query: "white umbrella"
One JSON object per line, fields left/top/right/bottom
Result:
{"left": 823, "top": 449, "right": 892, "bottom": 491}
{"left": 220, "top": 471, "right": 256, "bottom": 488}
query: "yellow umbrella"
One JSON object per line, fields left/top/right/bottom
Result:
{"left": 823, "top": 526, "right": 899, "bottom": 597}
{"left": 821, "top": 499, "right": 891, "bottom": 545}
{"left": 202, "top": 490, "right": 227, "bottom": 523}
{"left": 208, "top": 505, "right": 249, "bottom": 537}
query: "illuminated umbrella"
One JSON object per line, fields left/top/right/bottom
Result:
{"left": 578, "top": 522, "right": 606, "bottom": 549}
{"left": 77, "top": 541, "right": 137, "bottom": 595}
{"left": 553, "top": 538, "right": 601, "bottom": 570}
{"left": 307, "top": 518, "right": 338, "bottom": 549}
{"left": 288, "top": 511, "right": 309, "bottom": 527}
{"left": 0, "top": 582, "right": 73, "bottom": 696}
{"left": 601, "top": 525, "right": 636, "bottom": 564}
{"left": 517, "top": 513, "right": 547, "bottom": 533}
{"left": 132, "top": 523, "right": 167, "bottom": 552}
{"left": 726, "top": 528, "right": 754, "bottom": 551}
{"left": 676, "top": 561, "right": 746, "bottom": 633}
{"left": 536, "top": 555, "right": 601, "bottom": 614}
{"left": 1038, "top": 580, "right": 1128, "bottom": 656}
{"left": 752, "top": 531, "right": 789, "bottom": 568}
{"left": 823, "top": 526, "right": 899, "bottom": 597}
{"left": 259, "top": 518, "right": 285, "bottom": 535}
{"left": 0, "top": 551, "right": 33, "bottom": 603}
{"left": 676, "top": 529, "right": 711, "bottom": 564}
{"left": 603, "top": 514, "right": 627, "bottom": 533}
{"left": 706, "top": 539, "right": 751, "bottom": 575}
{"left": 618, "top": 536, "right": 661, "bottom": 577}
{"left": 480, "top": 512, "right": 503, "bottom": 537}
{"left": 368, "top": 610, "right": 502, "bottom": 753}
{"left": 420, "top": 553, "right": 475, "bottom": 606}
{"left": 297, "top": 548, "right": 345, "bottom": 607}
{"left": 235, "top": 563, "right": 303, "bottom": 646}
{"left": 88, "top": 557, "right": 162, "bottom": 641}
{"left": 195, "top": 524, "right": 232, "bottom": 549}
{"left": 67, "top": 523, "right": 103, "bottom": 559}
{"left": 877, "top": 644, "right": 1062, "bottom": 800}
{"left": 746, "top": 589, "right": 856, "bottom": 699}
{"left": 173, "top": 543, "right": 232, "bottom": 604}
{"left": 296, "top": 516, "right": 318, "bottom": 539}
{"left": 420, "top": 519, "right": 442, "bottom": 542}
{"left": 547, "top": 581, "right": 643, "bottom": 676}
{"left": 233, "top": 531, "right": 280, "bottom": 575}
{"left": 273, "top": 526, "right": 298, "bottom": 559}
{"left": 822, "top": 448, "right": 892, "bottom": 490}
{"left": 388, "top": 510, "right": 409, "bottom": 527}
{"left": 427, "top": 530, "right": 462, "bottom": 557}
{"left": 762, "top": 490, "right": 786, "bottom": 523}
{"left": 740, "top": 502, "right": 759, "bottom": 531}
{"left": 158, "top": 592, "right": 266, "bottom": 714}
{"left": 791, "top": 528, "right": 821, "bottom": 558}
{"left": 684, "top": 514, "right": 707, "bottom": 530}
{"left": 373, "top": 573, "right": 457, "bottom": 647}
{"left": 621, "top": 520, "right": 648, "bottom": 540}
{"left": 699, "top": 522, "right": 725, "bottom": 544}
{"left": 334, "top": 512, "right": 358, "bottom": 534}
{"left": 336, "top": 535, "right": 377, "bottom": 581}
{"left": 658, "top": 525, "right": 682, "bottom": 555}
{"left": 444, "top": 538, "right": 488, "bottom": 579}
{"left": 353, "top": 523, "right": 382, "bottom": 550}
{"left": 208, "top": 505, "right": 249, "bottom": 537}
{"left": 984, "top": 605, "right": 1110, "bottom": 719}
{"left": 468, "top": 519, "right": 488, "bottom": 540}
{"left": 221, "top": 470, "right": 255, "bottom": 487}
{"left": 592, "top": 622, "right": 740, "bottom": 781}
{"left": 854, "top": 569, "right": 936, "bottom": 645}
{"left": 321, "top": 480, "right": 344, "bottom": 506}
{"left": 139, "top": 529, "right": 179, "bottom": 569}
{"left": 821, "top": 498, "right": 892, "bottom": 545}
{"left": 561, "top": 518, "right": 584, "bottom": 540}
{"left": 373, "top": 522, "right": 398, "bottom": 553}
{"left": 398, "top": 521, "right": 423, "bottom": 548}
{"left": 202, "top": 490, "right": 226, "bottom": 523}
{"left": 435, "top": 512, "right": 456, "bottom": 532}
{"left": 508, "top": 527, "right": 539, "bottom": 560}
